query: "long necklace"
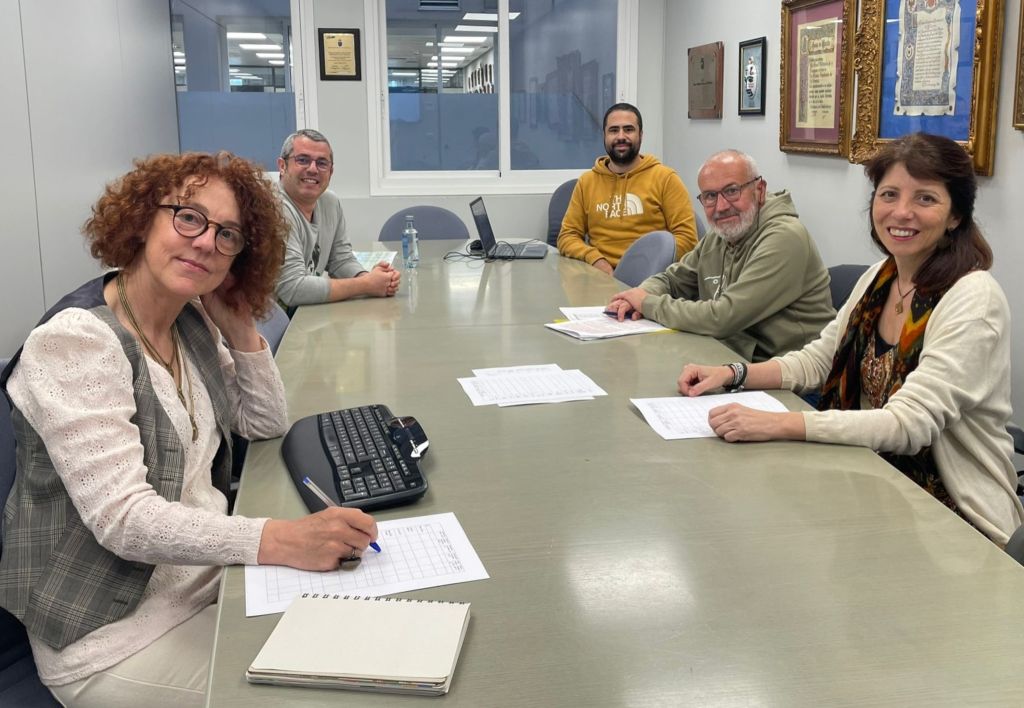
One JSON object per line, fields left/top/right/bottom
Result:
{"left": 894, "top": 279, "right": 917, "bottom": 316}
{"left": 116, "top": 273, "right": 198, "bottom": 442}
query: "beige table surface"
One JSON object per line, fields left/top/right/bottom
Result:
{"left": 207, "top": 242, "right": 1024, "bottom": 707}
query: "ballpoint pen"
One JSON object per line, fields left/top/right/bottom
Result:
{"left": 302, "top": 476, "right": 382, "bottom": 552}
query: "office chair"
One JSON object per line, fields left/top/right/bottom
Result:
{"left": 827, "top": 264, "right": 869, "bottom": 310}
{"left": 230, "top": 300, "right": 291, "bottom": 490}
{"left": 256, "top": 300, "right": 290, "bottom": 356}
{"left": 613, "top": 231, "right": 678, "bottom": 287}
{"left": 546, "top": 178, "right": 578, "bottom": 247}
{"left": 0, "top": 361, "right": 60, "bottom": 706}
{"left": 378, "top": 206, "right": 468, "bottom": 242}
{"left": 1006, "top": 423, "right": 1024, "bottom": 566}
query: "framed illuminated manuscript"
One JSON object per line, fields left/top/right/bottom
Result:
{"left": 849, "top": 0, "right": 1003, "bottom": 174}
{"left": 780, "top": 0, "right": 855, "bottom": 156}
{"left": 1013, "top": 1, "right": 1024, "bottom": 129}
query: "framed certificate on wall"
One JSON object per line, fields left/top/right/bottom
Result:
{"left": 318, "top": 28, "right": 361, "bottom": 82}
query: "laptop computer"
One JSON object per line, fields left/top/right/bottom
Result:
{"left": 469, "top": 197, "right": 548, "bottom": 259}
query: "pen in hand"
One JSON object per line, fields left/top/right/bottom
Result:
{"left": 604, "top": 307, "right": 633, "bottom": 319}
{"left": 302, "top": 476, "right": 382, "bottom": 553}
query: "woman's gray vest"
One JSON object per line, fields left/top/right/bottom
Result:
{"left": 0, "top": 273, "right": 233, "bottom": 649}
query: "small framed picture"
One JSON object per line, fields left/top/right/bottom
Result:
{"left": 318, "top": 28, "right": 361, "bottom": 82}
{"left": 738, "top": 37, "right": 767, "bottom": 116}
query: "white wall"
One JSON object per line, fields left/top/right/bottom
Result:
{"left": 0, "top": 0, "right": 178, "bottom": 357}
{"left": 0, "top": 0, "right": 44, "bottom": 358}
{"left": 660, "top": 0, "right": 1024, "bottom": 417}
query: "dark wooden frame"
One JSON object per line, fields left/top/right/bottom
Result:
{"left": 318, "top": 28, "right": 361, "bottom": 82}
{"left": 738, "top": 36, "right": 767, "bottom": 116}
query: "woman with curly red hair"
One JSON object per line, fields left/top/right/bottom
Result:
{"left": 0, "top": 152, "right": 378, "bottom": 707}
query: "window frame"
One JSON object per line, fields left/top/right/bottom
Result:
{"left": 356, "top": 0, "right": 639, "bottom": 196}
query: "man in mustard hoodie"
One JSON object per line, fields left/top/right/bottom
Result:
{"left": 556, "top": 103, "right": 699, "bottom": 275}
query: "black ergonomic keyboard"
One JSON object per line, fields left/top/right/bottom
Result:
{"left": 282, "top": 404, "right": 428, "bottom": 512}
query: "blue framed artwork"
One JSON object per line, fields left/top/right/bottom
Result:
{"left": 850, "top": 0, "right": 1003, "bottom": 174}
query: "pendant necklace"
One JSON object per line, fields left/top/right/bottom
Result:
{"left": 894, "top": 279, "right": 916, "bottom": 316}
{"left": 116, "top": 273, "right": 199, "bottom": 442}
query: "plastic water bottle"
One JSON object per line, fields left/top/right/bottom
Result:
{"left": 402, "top": 215, "right": 419, "bottom": 269}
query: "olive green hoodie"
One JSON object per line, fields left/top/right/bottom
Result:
{"left": 639, "top": 190, "right": 834, "bottom": 362}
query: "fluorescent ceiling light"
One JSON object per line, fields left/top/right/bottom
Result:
{"left": 173, "top": 57, "right": 186, "bottom": 65}
{"left": 443, "top": 35, "right": 487, "bottom": 43}
{"left": 238, "top": 43, "right": 281, "bottom": 50}
{"left": 441, "top": 47, "right": 474, "bottom": 54}
{"left": 454, "top": 25, "right": 497, "bottom": 33}
{"left": 229, "top": 68, "right": 239, "bottom": 73}
{"left": 173, "top": 51, "right": 185, "bottom": 57}
{"left": 256, "top": 53, "right": 285, "bottom": 58}
{"left": 462, "top": 12, "right": 520, "bottom": 20}
{"left": 227, "top": 32, "right": 267, "bottom": 39}
{"left": 268, "top": 60, "right": 285, "bottom": 65}
{"left": 391, "top": 71, "right": 418, "bottom": 76}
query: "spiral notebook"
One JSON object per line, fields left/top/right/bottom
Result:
{"left": 246, "top": 593, "right": 471, "bottom": 695}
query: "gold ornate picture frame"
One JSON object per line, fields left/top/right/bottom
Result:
{"left": 1015, "top": 2, "right": 1024, "bottom": 129}
{"left": 779, "top": 0, "right": 856, "bottom": 156}
{"left": 850, "top": 0, "right": 1003, "bottom": 174}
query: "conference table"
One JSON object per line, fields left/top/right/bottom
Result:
{"left": 207, "top": 241, "right": 1024, "bottom": 707}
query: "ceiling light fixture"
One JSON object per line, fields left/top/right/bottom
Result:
{"left": 238, "top": 43, "right": 281, "bottom": 50}
{"left": 226, "top": 32, "right": 267, "bottom": 39}
{"left": 462, "top": 12, "right": 520, "bottom": 21}
{"left": 454, "top": 25, "right": 497, "bottom": 33}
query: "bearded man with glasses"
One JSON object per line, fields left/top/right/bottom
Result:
{"left": 606, "top": 149, "right": 834, "bottom": 362}
{"left": 274, "top": 129, "right": 400, "bottom": 310}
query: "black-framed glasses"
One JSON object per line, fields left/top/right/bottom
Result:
{"left": 288, "top": 154, "right": 333, "bottom": 171}
{"left": 158, "top": 204, "right": 246, "bottom": 256}
{"left": 698, "top": 177, "right": 761, "bottom": 207}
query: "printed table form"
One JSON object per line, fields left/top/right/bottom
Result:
{"left": 631, "top": 391, "right": 789, "bottom": 440}
{"left": 245, "top": 512, "right": 489, "bottom": 616}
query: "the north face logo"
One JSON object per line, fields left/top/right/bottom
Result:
{"left": 596, "top": 193, "right": 644, "bottom": 219}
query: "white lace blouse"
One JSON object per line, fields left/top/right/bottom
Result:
{"left": 6, "top": 306, "right": 288, "bottom": 685}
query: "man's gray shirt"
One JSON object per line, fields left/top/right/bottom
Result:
{"left": 274, "top": 183, "right": 365, "bottom": 306}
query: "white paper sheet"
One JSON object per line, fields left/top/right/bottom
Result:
{"left": 472, "top": 364, "right": 563, "bottom": 377}
{"left": 558, "top": 306, "right": 609, "bottom": 321}
{"left": 457, "top": 369, "right": 606, "bottom": 406}
{"left": 631, "top": 392, "right": 790, "bottom": 440}
{"left": 545, "top": 317, "right": 669, "bottom": 340}
{"left": 244, "top": 512, "right": 488, "bottom": 617}
{"left": 353, "top": 250, "right": 398, "bottom": 270}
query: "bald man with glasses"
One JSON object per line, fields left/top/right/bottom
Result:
{"left": 606, "top": 149, "right": 834, "bottom": 362}
{"left": 274, "top": 129, "right": 400, "bottom": 309}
